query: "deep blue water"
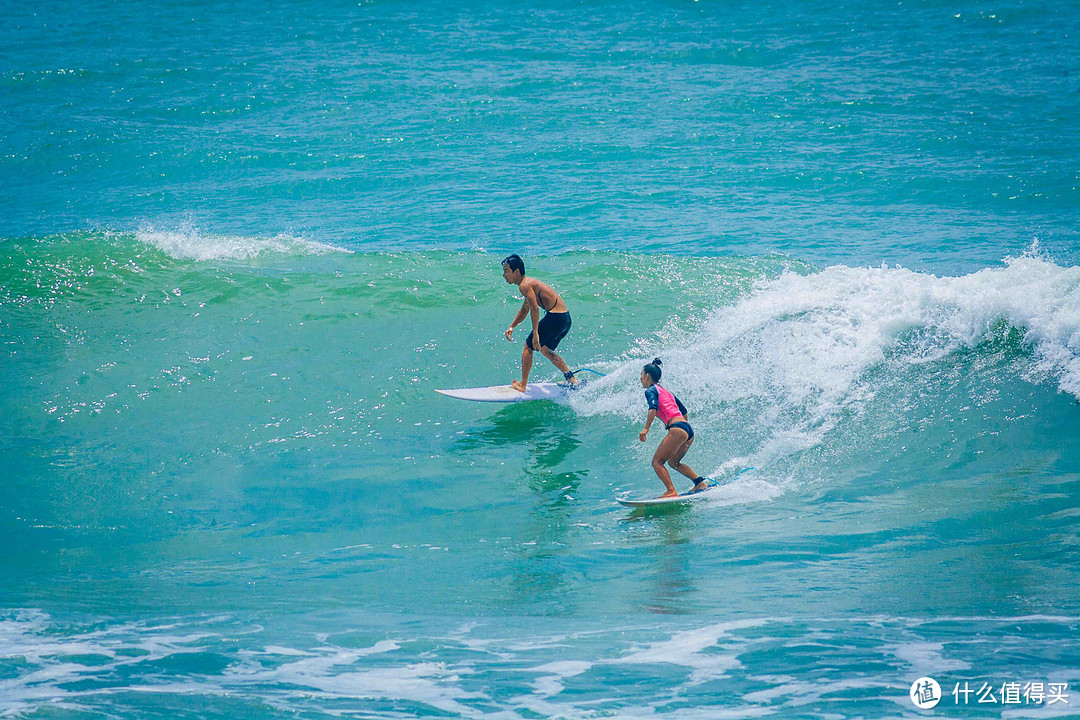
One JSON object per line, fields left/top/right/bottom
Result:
{"left": 4, "top": 0, "right": 1080, "bottom": 269}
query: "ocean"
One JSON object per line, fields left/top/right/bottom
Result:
{"left": 2, "top": 1, "right": 1079, "bottom": 718}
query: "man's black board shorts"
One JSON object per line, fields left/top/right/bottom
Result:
{"left": 525, "top": 311, "right": 571, "bottom": 351}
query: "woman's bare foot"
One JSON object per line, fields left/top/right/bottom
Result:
{"left": 658, "top": 489, "right": 679, "bottom": 499}
{"left": 511, "top": 380, "right": 527, "bottom": 392}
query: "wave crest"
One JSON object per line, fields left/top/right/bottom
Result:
{"left": 135, "top": 224, "right": 346, "bottom": 261}
{"left": 573, "top": 253, "right": 1080, "bottom": 471}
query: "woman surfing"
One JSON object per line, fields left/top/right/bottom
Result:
{"left": 638, "top": 358, "right": 711, "bottom": 498}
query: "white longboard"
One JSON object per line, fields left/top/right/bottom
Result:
{"left": 435, "top": 382, "right": 570, "bottom": 403}
{"left": 617, "top": 479, "right": 723, "bottom": 508}
{"left": 617, "top": 468, "right": 755, "bottom": 508}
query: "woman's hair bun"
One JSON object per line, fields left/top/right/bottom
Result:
{"left": 652, "top": 358, "right": 663, "bottom": 366}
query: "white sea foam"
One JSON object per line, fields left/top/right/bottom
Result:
{"left": 224, "top": 641, "right": 487, "bottom": 717}
{"left": 0, "top": 612, "right": 214, "bottom": 716}
{"left": 529, "top": 660, "right": 592, "bottom": 696}
{"left": 517, "top": 617, "right": 768, "bottom": 708}
{"left": 135, "top": 223, "right": 347, "bottom": 261}
{"left": 3, "top": 612, "right": 1078, "bottom": 719}
{"left": 888, "top": 641, "right": 971, "bottom": 673}
{"left": 612, "top": 619, "right": 767, "bottom": 684}
{"left": 698, "top": 476, "right": 785, "bottom": 506}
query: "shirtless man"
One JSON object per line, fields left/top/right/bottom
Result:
{"left": 501, "top": 254, "right": 578, "bottom": 392}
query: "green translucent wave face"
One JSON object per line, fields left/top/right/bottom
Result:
{"left": 2, "top": 232, "right": 1078, "bottom": 620}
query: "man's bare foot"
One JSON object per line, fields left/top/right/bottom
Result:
{"left": 691, "top": 480, "right": 709, "bottom": 493}
{"left": 658, "top": 489, "right": 678, "bottom": 499}
{"left": 511, "top": 380, "right": 527, "bottom": 392}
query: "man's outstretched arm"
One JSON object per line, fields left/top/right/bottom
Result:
{"left": 505, "top": 299, "right": 530, "bottom": 340}
{"left": 521, "top": 287, "right": 541, "bottom": 350}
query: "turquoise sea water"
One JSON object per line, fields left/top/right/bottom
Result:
{"left": 3, "top": 2, "right": 1080, "bottom": 718}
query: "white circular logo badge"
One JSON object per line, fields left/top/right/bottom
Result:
{"left": 910, "top": 677, "right": 941, "bottom": 709}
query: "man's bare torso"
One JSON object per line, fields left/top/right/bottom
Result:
{"left": 519, "top": 277, "right": 568, "bottom": 313}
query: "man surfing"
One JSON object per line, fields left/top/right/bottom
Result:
{"left": 501, "top": 254, "right": 579, "bottom": 392}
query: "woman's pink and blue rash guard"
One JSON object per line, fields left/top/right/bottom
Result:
{"left": 644, "top": 384, "right": 688, "bottom": 426}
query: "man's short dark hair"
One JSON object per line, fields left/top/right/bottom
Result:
{"left": 502, "top": 254, "right": 525, "bottom": 275}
